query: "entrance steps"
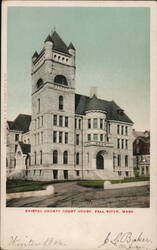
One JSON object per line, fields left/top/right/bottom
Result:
{"left": 84, "top": 169, "right": 121, "bottom": 180}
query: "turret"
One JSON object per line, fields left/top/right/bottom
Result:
{"left": 68, "top": 42, "right": 75, "bottom": 66}
{"left": 32, "top": 51, "right": 38, "bottom": 63}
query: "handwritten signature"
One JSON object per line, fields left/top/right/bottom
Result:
{"left": 98, "top": 232, "right": 152, "bottom": 249}
{"left": 8, "top": 235, "right": 66, "bottom": 247}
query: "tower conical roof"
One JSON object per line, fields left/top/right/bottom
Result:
{"left": 51, "top": 31, "right": 69, "bottom": 54}
{"left": 44, "top": 34, "right": 52, "bottom": 43}
{"left": 32, "top": 51, "right": 38, "bottom": 58}
{"left": 68, "top": 42, "right": 75, "bottom": 50}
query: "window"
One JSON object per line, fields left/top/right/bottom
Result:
{"left": 59, "top": 132, "right": 63, "bottom": 143}
{"left": 117, "top": 154, "right": 121, "bottom": 167}
{"left": 125, "top": 155, "right": 128, "bottom": 167}
{"left": 37, "top": 117, "right": 40, "bottom": 128}
{"left": 41, "top": 132, "right": 43, "bottom": 144}
{"left": 117, "top": 125, "right": 120, "bottom": 135}
{"left": 41, "top": 116, "right": 43, "bottom": 127}
{"left": 113, "top": 153, "right": 116, "bottom": 169}
{"left": 93, "top": 118, "right": 97, "bottom": 129}
{"left": 118, "top": 171, "right": 122, "bottom": 176}
{"left": 54, "top": 75, "right": 68, "bottom": 86}
{"left": 88, "top": 134, "right": 91, "bottom": 141}
{"left": 35, "top": 119, "right": 37, "bottom": 129}
{"left": 117, "top": 139, "right": 120, "bottom": 149}
{"left": 125, "top": 126, "right": 128, "bottom": 136}
{"left": 76, "top": 134, "right": 79, "bottom": 145}
{"left": 125, "top": 171, "right": 129, "bottom": 177}
{"left": 34, "top": 152, "right": 36, "bottom": 165}
{"left": 88, "top": 119, "right": 91, "bottom": 129}
{"left": 36, "top": 78, "right": 43, "bottom": 89}
{"left": 53, "top": 131, "right": 57, "bottom": 143}
{"left": 59, "top": 116, "right": 63, "bottom": 127}
{"left": 14, "top": 158, "right": 16, "bottom": 167}
{"left": 121, "top": 139, "right": 124, "bottom": 149}
{"left": 121, "top": 126, "right": 124, "bottom": 135}
{"left": 63, "top": 151, "right": 68, "bottom": 164}
{"left": 37, "top": 98, "right": 40, "bottom": 113}
{"left": 93, "top": 134, "right": 98, "bottom": 141}
{"left": 100, "top": 119, "right": 103, "bottom": 129}
{"left": 40, "top": 150, "right": 42, "bottom": 165}
{"left": 53, "top": 170, "right": 58, "bottom": 179}
{"left": 125, "top": 139, "right": 128, "bottom": 149}
{"left": 53, "top": 150, "right": 58, "bottom": 164}
{"left": 100, "top": 134, "right": 103, "bottom": 141}
{"left": 38, "top": 133, "right": 40, "bottom": 144}
{"left": 108, "top": 123, "right": 111, "bottom": 134}
{"left": 76, "top": 170, "right": 80, "bottom": 176}
{"left": 53, "top": 115, "right": 57, "bottom": 126}
{"left": 59, "top": 96, "right": 63, "bottom": 110}
{"left": 15, "top": 134, "right": 19, "bottom": 141}
{"left": 78, "top": 119, "right": 81, "bottom": 129}
{"left": 65, "top": 132, "right": 68, "bottom": 144}
{"left": 76, "top": 152, "right": 79, "bottom": 165}
{"left": 39, "top": 170, "right": 42, "bottom": 176}
{"left": 75, "top": 118, "right": 77, "bottom": 129}
{"left": 65, "top": 117, "right": 68, "bottom": 127}
{"left": 34, "top": 134, "right": 36, "bottom": 145}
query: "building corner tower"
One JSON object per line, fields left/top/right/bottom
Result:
{"left": 29, "top": 30, "right": 76, "bottom": 180}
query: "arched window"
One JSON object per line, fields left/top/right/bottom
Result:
{"left": 59, "top": 96, "right": 63, "bottom": 110}
{"left": 36, "top": 78, "right": 43, "bottom": 89}
{"left": 76, "top": 152, "right": 79, "bottom": 165}
{"left": 53, "top": 150, "right": 58, "bottom": 164}
{"left": 63, "top": 151, "right": 68, "bottom": 164}
{"left": 14, "top": 158, "right": 16, "bottom": 167}
{"left": 54, "top": 75, "right": 68, "bottom": 86}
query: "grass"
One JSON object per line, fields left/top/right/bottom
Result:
{"left": 77, "top": 176, "right": 150, "bottom": 189}
{"left": 6, "top": 179, "right": 70, "bottom": 193}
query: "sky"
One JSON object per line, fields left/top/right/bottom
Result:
{"left": 7, "top": 7, "right": 150, "bottom": 131}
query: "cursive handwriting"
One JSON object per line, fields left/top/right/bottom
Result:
{"left": 8, "top": 235, "right": 66, "bottom": 247}
{"left": 98, "top": 232, "right": 152, "bottom": 249}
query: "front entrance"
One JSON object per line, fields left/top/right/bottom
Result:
{"left": 96, "top": 152, "right": 104, "bottom": 169}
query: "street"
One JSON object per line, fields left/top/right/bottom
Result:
{"left": 7, "top": 181, "right": 149, "bottom": 208}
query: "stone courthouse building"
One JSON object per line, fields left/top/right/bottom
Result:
{"left": 7, "top": 31, "right": 135, "bottom": 181}
{"left": 24, "top": 30, "right": 135, "bottom": 181}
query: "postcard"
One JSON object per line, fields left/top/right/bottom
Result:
{"left": 1, "top": 1, "right": 157, "bottom": 249}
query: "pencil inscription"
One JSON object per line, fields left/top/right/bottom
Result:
{"left": 8, "top": 235, "right": 66, "bottom": 247}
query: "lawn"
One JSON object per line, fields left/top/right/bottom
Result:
{"left": 6, "top": 179, "right": 66, "bottom": 193}
{"left": 77, "top": 176, "right": 150, "bottom": 189}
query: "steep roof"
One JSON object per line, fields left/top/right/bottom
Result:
{"left": 75, "top": 93, "right": 133, "bottom": 124}
{"left": 85, "top": 95, "right": 106, "bottom": 112}
{"left": 7, "top": 121, "right": 14, "bottom": 129}
{"left": 51, "top": 31, "right": 70, "bottom": 54}
{"left": 19, "top": 142, "right": 31, "bottom": 154}
{"left": 68, "top": 42, "right": 75, "bottom": 50}
{"left": 8, "top": 114, "right": 31, "bottom": 133}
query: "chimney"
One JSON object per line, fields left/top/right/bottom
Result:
{"left": 90, "top": 87, "right": 97, "bottom": 98}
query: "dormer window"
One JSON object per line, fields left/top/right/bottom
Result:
{"left": 117, "top": 109, "right": 124, "bottom": 115}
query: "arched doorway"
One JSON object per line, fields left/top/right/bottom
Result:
{"left": 96, "top": 152, "right": 104, "bottom": 169}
